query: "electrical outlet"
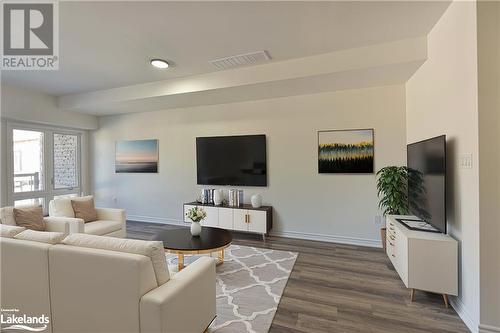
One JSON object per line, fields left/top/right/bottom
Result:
{"left": 460, "top": 153, "right": 473, "bottom": 169}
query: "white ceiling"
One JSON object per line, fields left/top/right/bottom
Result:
{"left": 2, "top": 1, "right": 450, "bottom": 96}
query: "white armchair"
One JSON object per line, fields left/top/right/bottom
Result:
{"left": 49, "top": 196, "right": 126, "bottom": 238}
{"left": 0, "top": 207, "right": 70, "bottom": 234}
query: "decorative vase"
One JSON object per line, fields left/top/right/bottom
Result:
{"left": 213, "top": 189, "right": 223, "bottom": 206}
{"left": 251, "top": 194, "right": 262, "bottom": 208}
{"left": 190, "top": 221, "right": 201, "bottom": 236}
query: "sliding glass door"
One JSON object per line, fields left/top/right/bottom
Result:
{"left": 8, "top": 123, "right": 83, "bottom": 212}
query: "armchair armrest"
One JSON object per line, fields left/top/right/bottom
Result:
{"left": 95, "top": 208, "right": 125, "bottom": 223}
{"left": 46, "top": 216, "right": 84, "bottom": 234}
{"left": 43, "top": 216, "right": 71, "bottom": 234}
{"left": 140, "top": 257, "right": 216, "bottom": 333}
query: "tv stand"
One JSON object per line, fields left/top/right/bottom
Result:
{"left": 183, "top": 202, "right": 272, "bottom": 240}
{"left": 386, "top": 215, "right": 458, "bottom": 308}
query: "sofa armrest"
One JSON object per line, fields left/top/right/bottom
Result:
{"left": 96, "top": 208, "right": 125, "bottom": 224}
{"left": 140, "top": 257, "right": 216, "bottom": 333}
{"left": 43, "top": 217, "right": 71, "bottom": 234}
{"left": 47, "top": 216, "right": 84, "bottom": 234}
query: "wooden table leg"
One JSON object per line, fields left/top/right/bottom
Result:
{"left": 218, "top": 249, "right": 224, "bottom": 264}
{"left": 442, "top": 294, "right": 449, "bottom": 308}
{"left": 178, "top": 253, "right": 184, "bottom": 271}
{"left": 410, "top": 288, "right": 416, "bottom": 302}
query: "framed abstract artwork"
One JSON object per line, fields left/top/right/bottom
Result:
{"left": 115, "top": 139, "right": 158, "bottom": 173}
{"left": 318, "top": 129, "right": 374, "bottom": 174}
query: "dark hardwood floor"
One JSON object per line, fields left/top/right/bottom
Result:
{"left": 127, "top": 221, "right": 469, "bottom": 333}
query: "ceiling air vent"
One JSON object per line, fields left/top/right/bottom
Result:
{"left": 209, "top": 51, "right": 271, "bottom": 70}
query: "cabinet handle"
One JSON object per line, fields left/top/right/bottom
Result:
{"left": 245, "top": 214, "right": 249, "bottom": 223}
{"left": 247, "top": 214, "right": 250, "bottom": 223}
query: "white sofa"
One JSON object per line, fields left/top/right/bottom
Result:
{"left": 49, "top": 196, "right": 126, "bottom": 237}
{"left": 0, "top": 232, "right": 216, "bottom": 333}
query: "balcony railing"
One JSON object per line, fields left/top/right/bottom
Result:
{"left": 14, "top": 172, "right": 40, "bottom": 192}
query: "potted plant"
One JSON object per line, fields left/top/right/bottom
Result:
{"left": 376, "top": 166, "right": 411, "bottom": 249}
{"left": 186, "top": 206, "right": 207, "bottom": 236}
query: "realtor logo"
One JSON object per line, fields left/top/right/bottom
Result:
{"left": 1, "top": 1, "right": 59, "bottom": 70}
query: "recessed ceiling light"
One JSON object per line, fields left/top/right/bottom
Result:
{"left": 150, "top": 59, "right": 169, "bottom": 69}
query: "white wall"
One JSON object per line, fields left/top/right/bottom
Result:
{"left": 92, "top": 85, "right": 406, "bottom": 246}
{"left": 477, "top": 1, "right": 500, "bottom": 331}
{"left": 405, "top": 1, "right": 480, "bottom": 330}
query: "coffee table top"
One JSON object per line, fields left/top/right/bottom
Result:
{"left": 152, "top": 226, "right": 233, "bottom": 252}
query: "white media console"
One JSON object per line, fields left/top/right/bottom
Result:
{"left": 184, "top": 202, "right": 273, "bottom": 239}
{"left": 386, "top": 215, "right": 458, "bottom": 307}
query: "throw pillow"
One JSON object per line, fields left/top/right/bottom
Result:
{"left": 71, "top": 198, "right": 98, "bottom": 223}
{"left": 13, "top": 206, "right": 46, "bottom": 231}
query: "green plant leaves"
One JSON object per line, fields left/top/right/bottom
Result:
{"left": 376, "top": 166, "right": 410, "bottom": 216}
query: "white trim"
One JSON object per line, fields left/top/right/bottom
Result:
{"left": 269, "top": 230, "right": 381, "bottom": 248}
{"left": 127, "top": 214, "right": 381, "bottom": 248}
{"left": 127, "top": 214, "right": 187, "bottom": 226}
{"left": 449, "top": 296, "right": 479, "bottom": 333}
{"left": 480, "top": 324, "right": 500, "bottom": 333}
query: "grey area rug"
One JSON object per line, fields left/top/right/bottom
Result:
{"left": 166, "top": 245, "right": 298, "bottom": 333}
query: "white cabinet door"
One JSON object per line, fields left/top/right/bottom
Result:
{"left": 247, "top": 210, "right": 267, "bottom": 233}
{"left": 219, "top": 208, "right": 233, "bottom": 229}
{"left": 394, "top": 226, "right": 408, "bottom": 286}
{"left": 202, "top": 206, "right": 219, "bottom": 227}
{"left": 233, "top": 209, "right": 248, "bottom": 231}
{"left": 184, "top": 205, "right": 196, "bottom": 223}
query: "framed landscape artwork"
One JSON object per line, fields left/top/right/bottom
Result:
{"left": 115, "top": 139, "right": 158, "bottom": 173}
{"left": 318, "top": 129, "right": 374, "bottom": 174}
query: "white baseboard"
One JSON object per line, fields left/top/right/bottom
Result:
{"left": 450, "top": 296, "right": 478, "bottom": 333}
{"left": 480, "top": 324, "right": 500, "bottom": 333}
{"left": 128, "top": 215, "right": 381, "bottom": 248}
{"left": 269, "top": 230, "right": 381, "bottom": 248}
{"left": 128, "top": 214, "right": 187, "bottom": 226}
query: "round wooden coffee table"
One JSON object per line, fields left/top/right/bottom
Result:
{"left": 152, "top": 227, "right": 233, "bottom": 271}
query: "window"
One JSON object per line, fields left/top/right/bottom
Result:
{"left": 13, "top": 129, "right": 44, "bottom": 193}
{"left": 8, "top": 123, "right": 84, "bottom": 212}
{"left": 14, "top": 198, "right": 44, "bottom": 208}
{"left": 53, "top": 133, "right": 79, "bottom": 189}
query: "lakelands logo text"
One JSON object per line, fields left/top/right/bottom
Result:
{"left": 1, "top": 308, "right": 49, "bottom": 331}
{"left": 1, "top": 1, "right": 59, "bottom": 70}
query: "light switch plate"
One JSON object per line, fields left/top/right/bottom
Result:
{"left": 460, "top": 153, "right": 473, "bottom": 169}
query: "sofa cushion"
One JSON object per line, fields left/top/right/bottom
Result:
{"left": 62, "top": 234, "right": 169, "bottom": 285}
{"left": 0, "top": 206, "right": 17, "bottom": 226}
{"left": 84, "top": 220, "right": 122, "bottom": 235}
{"left": 0, "top": 224, "right": 26, "bottom": 238}
{"left": 50, "top": 195, "right": 94, "bottom": 218}
{"left": 14, "top": 229, "right": 66, "bottom": 244}
{"left": 49, "top": 198, "right": 75, "bottom": 218}
{"left": 71, "top": 198, "right": 98, "bottom": 223}
{"left": 13, "top": 206, "right": 46, "bottom": 231}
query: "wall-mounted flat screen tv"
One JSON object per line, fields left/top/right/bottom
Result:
{"left": 196, "top": 135, "right": 267, "bottom": 186}
{"left": 407, "top": 135, "right": 447, "bottom": 233}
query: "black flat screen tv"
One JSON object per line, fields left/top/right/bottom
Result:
{"left": 407, "top": 135, "right": 447, "bottom": 234}
{"left": 196, "top": 135, "right": 267, "bottom": 186}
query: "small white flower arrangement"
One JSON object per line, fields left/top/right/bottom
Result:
{"left": 186, "top": 206, "right": 207, "bottom": 223}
